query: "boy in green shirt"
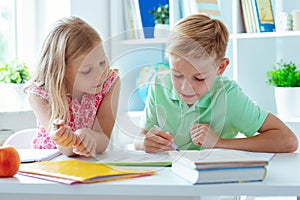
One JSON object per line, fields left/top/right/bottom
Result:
{"left": 135, "top": 14, "right": 298, "bottom": 153}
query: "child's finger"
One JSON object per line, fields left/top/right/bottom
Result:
{"left": 147, "top": 133, "right": 171, "bottom": 147}
{"left": 145, "top": 140, "right": 173, "bottom": 152}
{"left": 72, "top": 134, "right": 82, "bottom": 147}
{"left": 149, "top": 128, "right": 174, "bottom": 141}
{"left": 52, "top": 119, "right": 65, "bottom": 130}
{"left": 155, "top": 131, "right": 174, "bottom": 143}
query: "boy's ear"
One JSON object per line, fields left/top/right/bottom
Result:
{"left": 217, "top": 58, "right": 230, "bottom": 75}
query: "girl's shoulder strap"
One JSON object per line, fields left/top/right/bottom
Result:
{"left": 26, "top": 84, "right": 50, "bottom": 100}
{"left": 101, "top": 68, "right": 119, "bottom": 95}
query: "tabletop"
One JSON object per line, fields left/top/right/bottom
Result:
{"left": 0, "top": 152, "right": 300, "bottom": 200}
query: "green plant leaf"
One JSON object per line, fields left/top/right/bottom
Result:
{"left": 149, "top": 4, "right": 169, "bottom": 25}
{"left": 266, "top": 61, "right": 300, "bottom": 87}
{"left": 0, "top": 59, "right": 30, "bottom": 84}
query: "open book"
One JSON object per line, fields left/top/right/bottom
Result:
{"left": 18, "top": 159, "right": 155, "bottom": 184}
{"left": 98, "top": 150, "right": 172, "bottom": 166}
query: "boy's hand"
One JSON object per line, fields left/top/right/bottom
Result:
{"left": 144, "top": 127, "right": 174, "bottom": 153}
{"left": 73, "top": 128, "right": 97, "bottom": 157}
{"left": 51, "top": 119, "right": 77, "bottom": 147}
{"left": 190, "top": 123, "right": 221, "bottom": 148}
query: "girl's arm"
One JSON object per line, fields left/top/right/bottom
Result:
{"left": 27, "top": 93, "right": 75, "bottom": 156}
{"left": 92, "top": 77, "right": 121, "bottom": 153}
{"left": 216, "top": 113, "right": 298, "bottom": 153}
{"left": 134, "top": 129, "right": 147, "bottom": 150}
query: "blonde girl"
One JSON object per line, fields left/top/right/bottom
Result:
{"left": 25, "top": 16, "right": 120, "bottom": 157}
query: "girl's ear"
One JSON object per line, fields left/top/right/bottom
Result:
{"left": 217, "top": 58, "right": 230, "bottom": 75}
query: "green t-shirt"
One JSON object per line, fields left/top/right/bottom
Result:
{"left": 141, "top": 72, "right": 268, "bottom": 150}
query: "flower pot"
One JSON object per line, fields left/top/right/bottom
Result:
{"left": 0, "top": 83, "right": 29, "bottom": 111}
{"left": 274, "top": 87, "right": 300, "bottom": 118}
{"left": 154, "top": 24, "right": 170, "bottom": 38}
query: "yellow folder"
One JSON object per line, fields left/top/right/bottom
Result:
{"left": 18, "top": 160, "right": 155, "bottom": 184}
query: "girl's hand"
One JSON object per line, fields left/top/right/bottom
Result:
{"left": 73, "top": 128, "right": 97, "bottom": 157}
{"left": 190, "top": 123, "right": 221, "bottom": 148}
{"left": 144, "top": 127, "right": 174, "bottom": 153}
{"left": 51, "top": 119, "right": 77, "bottom": 147}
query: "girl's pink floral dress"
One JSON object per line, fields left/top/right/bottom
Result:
{"left": 26, "top": 69, "right": 119, "bottom": 149}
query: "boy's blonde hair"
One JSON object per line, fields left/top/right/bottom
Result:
{"left": 166, "top": 14, "right": 229, "bottom": 64}
{"left": 26, "top": 16, "right": 101, "bottom": 130}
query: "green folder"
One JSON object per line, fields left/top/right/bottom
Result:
{"left": 104, "top": 161, "right": 172, "bottom": 167}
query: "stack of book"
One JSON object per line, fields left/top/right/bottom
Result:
{"left": 124, "top": 0, "right": 169, "bottom": 39}
{"left": 240, "top": 0, "right": 276, "bottom": 33}
{"left": 170, "top": 149, "right": 272, "bottom": 184}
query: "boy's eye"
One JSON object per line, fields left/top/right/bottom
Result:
{"left": 194, "top": 77, "right": 205, "bottom": 81}
{"left": 172, "top": 73, "right": 183, "bottom": 78}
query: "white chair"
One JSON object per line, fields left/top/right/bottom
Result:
{"left": 3, "top": 128, "right": 36, "bottom": 149}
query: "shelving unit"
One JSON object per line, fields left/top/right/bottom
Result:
{"left": 111, "top": 0, "right": 300, "bottom": 113}
{"left": 110, "top": 0, "right": 300, "bottom": 127}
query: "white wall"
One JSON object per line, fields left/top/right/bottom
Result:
{"left": 16, "top": 0, "right": 71, "bottom": 68}
{"left": 71, "top": 0, "right": 110, "bottom": 40}
{"left": 71, "top": 0, "right": 111, "bottom": 58}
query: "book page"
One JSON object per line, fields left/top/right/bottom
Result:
{"left": 97, "top": 150, "right": 171, "bottom": 166}
{"left": 210, "top": 148, "right": 275, "bottom": 161}
{"left": 170, "top": 148, "right": 274, "bottom": 164}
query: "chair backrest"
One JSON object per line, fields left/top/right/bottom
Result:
{"left": 3, "top": 128, "right": 36, "bottom": 149}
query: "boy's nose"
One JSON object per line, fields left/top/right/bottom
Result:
{"left": 180, "top": 79, "right": 192, "bottom": 91}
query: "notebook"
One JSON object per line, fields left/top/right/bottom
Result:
{"left": 17, "top": 149, "right": 62, "bottom": 163}
{"left": 18, "top": 159, "right": 155, "bottom": 184}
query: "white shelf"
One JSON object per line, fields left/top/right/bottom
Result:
{"left": 236, "top": 31, "right": 300, "bottom": 39}
{"left": 121, "top": 30, "right": 300, "bottom": 45}
{"left": 121, "top": 38, "right": 167, "bottom": 45}
{"left": 277, "top": 115, "right": 300, "bottom": 123}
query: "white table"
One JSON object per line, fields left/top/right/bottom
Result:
{"left": 0, "top": 153, "right": 300, "bottom": 200}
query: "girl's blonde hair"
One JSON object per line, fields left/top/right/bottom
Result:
{"left": 166, "top": 14, "right": 229, "bottom": 64}
{"left": 26, "top": 16, "right": 101, "bottom": 130}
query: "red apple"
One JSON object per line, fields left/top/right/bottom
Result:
{"left": 0, "top": 145, "right": 20, "bottom": 177}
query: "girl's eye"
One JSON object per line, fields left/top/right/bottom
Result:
{"left": 99, "top": 60, "right": 106, "bottom": 66}
{"left": 80, "top": 68, "right": 91, "bottom": 74}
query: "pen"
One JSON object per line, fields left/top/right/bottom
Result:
{"left": 154, "top": 125, "right": 180, "bottom": 151}
{"left": 21, "top": 159, "right": 38, "bottom": 163}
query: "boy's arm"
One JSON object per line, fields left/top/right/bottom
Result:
{"left": 216, "top": 113, "right": 298, "bottom": 153}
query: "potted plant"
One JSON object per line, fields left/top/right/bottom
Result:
{"left": 266, "top": 60, "right": 300, "bottom": 118}
{"left": 149, "top": 4, "right": 170, "bottom": 38}
{"left": 0, "top": 60, "right": 30, "bottom": 111}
